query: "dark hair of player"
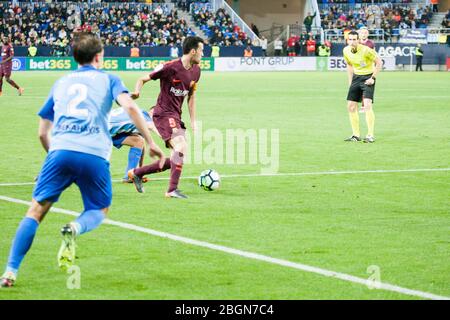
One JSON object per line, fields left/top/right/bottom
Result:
{"left": 73, "top": 32, "right": 103, "bottom": 65}
{"left": 348, "top": 31, "right": 359, "bottom": 38}
{"left": 182, "top": 36, "right": 204, "bottom": 55}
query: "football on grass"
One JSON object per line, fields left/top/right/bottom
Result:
{"left": 198, "top": 169, "right": 221, "bottom": 191}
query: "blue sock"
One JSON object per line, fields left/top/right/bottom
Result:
{"left": 74, "top": 210, "right": 105, "bottom": 236}
{"left": 124, "top": 147, "right": 142, "bottom": 180}
{"left": 6, "top": 217, "right": 39, "bottom": 275}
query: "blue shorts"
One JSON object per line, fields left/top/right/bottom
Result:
{"left": 112, "top": 132, "right": 135, "bottom": 149}
{"left": 33, "top": 150, "right": 112, "bottom": 210}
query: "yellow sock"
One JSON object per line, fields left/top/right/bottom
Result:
{"left": 348, "top": 111, "right": 360, "bottom": 137}
{"left": 365, "top": 109, "right": 375, "bottom": 137}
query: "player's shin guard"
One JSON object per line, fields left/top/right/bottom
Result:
{"left": 6, "top": 78, "right": 20, "bottom": 90}
{"left": 124, "top": 147, "right": 143, "bottom": 180}
{"left": 134, "top": 158, "right": 171, "bottom": 176}
{"left": 349, "top": 111, "right": 360, "bottom": 137}
{"left": 73, "top": 210, "right": 105, "bottom": 236}
{"left": 168, "top": 152, "right": 184, "bottom": 193}
{"left": 365, "top": 109, "right": 375, "bottom": 137}
{"left": 5, "top": 217, "right": 39, "bottom": 276}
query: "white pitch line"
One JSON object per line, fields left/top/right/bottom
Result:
{"left": 0, "top": 168, "right": 449, "bottom": 187}
{"left": 0, "top": 194, "right": 448, "bottom": 300}
{"left": 0, "top": 182, "right": 37, "bottom": 187}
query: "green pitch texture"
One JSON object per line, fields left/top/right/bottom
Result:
{"left": 0, "top": 71, "right": 448, "bottom": 299}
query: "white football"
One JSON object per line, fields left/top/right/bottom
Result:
{"left": 198, "top": 169, "right": 221, "bottom": 191}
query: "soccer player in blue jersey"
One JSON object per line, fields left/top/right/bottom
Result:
{"left": 0, "top": 33, "right": 164, "bottom": 288}
{"left": 109, "top": 107, "right": 160, "bottom": 183}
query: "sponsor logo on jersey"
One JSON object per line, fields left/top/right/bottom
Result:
{"left": 170, "top": 87, "right": 189, "bottom": 97}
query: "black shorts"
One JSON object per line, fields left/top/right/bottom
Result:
{"left": 347, "top": 74, "right": 376, "bottom": 103}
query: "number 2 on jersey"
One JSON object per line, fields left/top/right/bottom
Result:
{"left": 67, "top": 84, "right": 89, "bottom": 118}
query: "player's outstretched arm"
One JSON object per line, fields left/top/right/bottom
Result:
{"left": 38, "top": 118, "right": 53, "bottom": 153}
{"left": 117, "top": 93, "right": 165, "bottom": 167}
{"left": 131, "top": 74, "right": 152, "bottom": 100}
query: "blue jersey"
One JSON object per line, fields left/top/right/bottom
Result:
{"left": 38, "top": 65, "right": 128, "bottom": 161}
{"left": 109, "top": 107, "right": 152, "bottom": 138}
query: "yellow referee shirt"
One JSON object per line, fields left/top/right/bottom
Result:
{"left": 343, "top": 44, "right": 378, "bottom": 75}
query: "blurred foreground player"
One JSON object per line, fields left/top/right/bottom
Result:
{"left": 0, "top": 33, "right": 164, "bottom": 287}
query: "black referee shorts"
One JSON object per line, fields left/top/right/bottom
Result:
{"left": 346, "top": 73, "right": 376, "bottom": 103}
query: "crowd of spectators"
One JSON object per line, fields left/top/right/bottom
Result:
{"left": 317, "top": 1, "right": 413, "bottom": 4}
{"left": 320, "top": 4, "right": 433, "bottom": 31}
{"left": 319, "top": 3, "right": 434, "bottom": 42}
{"left": 191, "top": 6, "right": 252, "bottom": 47}
{"left": 0, "top": 1, "right": 195, "bottom": 52}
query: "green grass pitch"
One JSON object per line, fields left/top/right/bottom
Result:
{"left": 0, "top": 71, "right": 448, "bottom": 299}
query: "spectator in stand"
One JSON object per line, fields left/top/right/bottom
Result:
{"left": 294, "top": 37, "right": 301, "bottom": 56}
{"left": 304, "top": 12, "right": 317, "bottom": 33}
{"left": 260, "top": 35, "right": 267, "bottom": 57}
{"left": 286, "top": 35, "right": 297, "bottom": 57}
{"left": 251, "top": 23, "right": 260, "bottom": 37}
{"left": 306, "top": 36, "right": 316, "bottom": 56}
{"left": 130, "top": 43, "right": 140, "bottom": 57}
{"left": 27, "top": 43, "right": 38, "bottom": 57}
{"left": 431, "top": 0, "right": 439, "bottom": 13}
{"left": 317, "top": 43, "right": 331, "bottom": 57}
{"left": 442, "top": 17, "right": 450, "bottom": 29}
{"left": 300, "top": 31, "right": 308, "bottom": 56}
{"left": 244, "top": 45, "right": 253, "bottom": 57}
{"left": 211, "top": 44, "right": 220, "bottom": 57}
{"left": 169, "top": 42, "right": 179, "bottom": 58}
{"left": 274, "top": 38, "right": 283, "bottom": 56}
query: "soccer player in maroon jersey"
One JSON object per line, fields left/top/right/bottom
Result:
{"left": 358, "top": 27, "right": 375, "bottom": 113}
{"left": 128, "top": 36, "right": 204, "bottom": 199}
{"left": 0, "top": 35, "right": 24, "bottom": 96}
{"left": 359, "top": 27, "right": 375, "bottom": 49}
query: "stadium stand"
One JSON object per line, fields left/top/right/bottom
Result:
{"left": 0, "top": 1, "right": 199, "bottom": 48}
{"left": 190, "top": 5, "right": 251, "bottom": 46}
{"left": 318, "top": 2, "right": 435, "bottom": 43}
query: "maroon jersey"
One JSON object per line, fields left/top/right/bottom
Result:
{"left": 1, "top": 44, "right": 13, "bottom": 70}
{"left": 150, "top": 59, "right": 201, "bottom": 119}
{"left": 361, "top": 39, "right": 375, "bottom": 49}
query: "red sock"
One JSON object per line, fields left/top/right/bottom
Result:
{"left": 7, "top": 79, "right": 19, "bottom": 90}
{"left": 134, "top": 158, "right": 170, "bottom": 177}
{"left": 168, "top": 152, "right": 184, "bottom": 193}
{"left": 0, "top": 77, "right": 3, "bottom": 91}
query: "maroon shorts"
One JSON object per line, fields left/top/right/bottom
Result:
{"left": 0, "top": 65, "right": 12, "bottom": 77}
{"left": 153, "top": 114, "right": 186, "bottom": 148}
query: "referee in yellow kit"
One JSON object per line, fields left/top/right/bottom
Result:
{"left": 343, "top": 30, "right": 382, "bottom": 143}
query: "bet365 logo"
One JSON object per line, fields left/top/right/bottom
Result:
{"left": 29, "top": 58, "right": 72, "bottom": 70}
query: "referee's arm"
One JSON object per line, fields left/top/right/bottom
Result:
{"left": 346, "top": 62, "right": 354, "bottom": 86}
{"left": 365, "top": 56, "right": 382, "bottom": 85}
{"left": 371, "top": 56, "right": 382, "bottom": 79}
